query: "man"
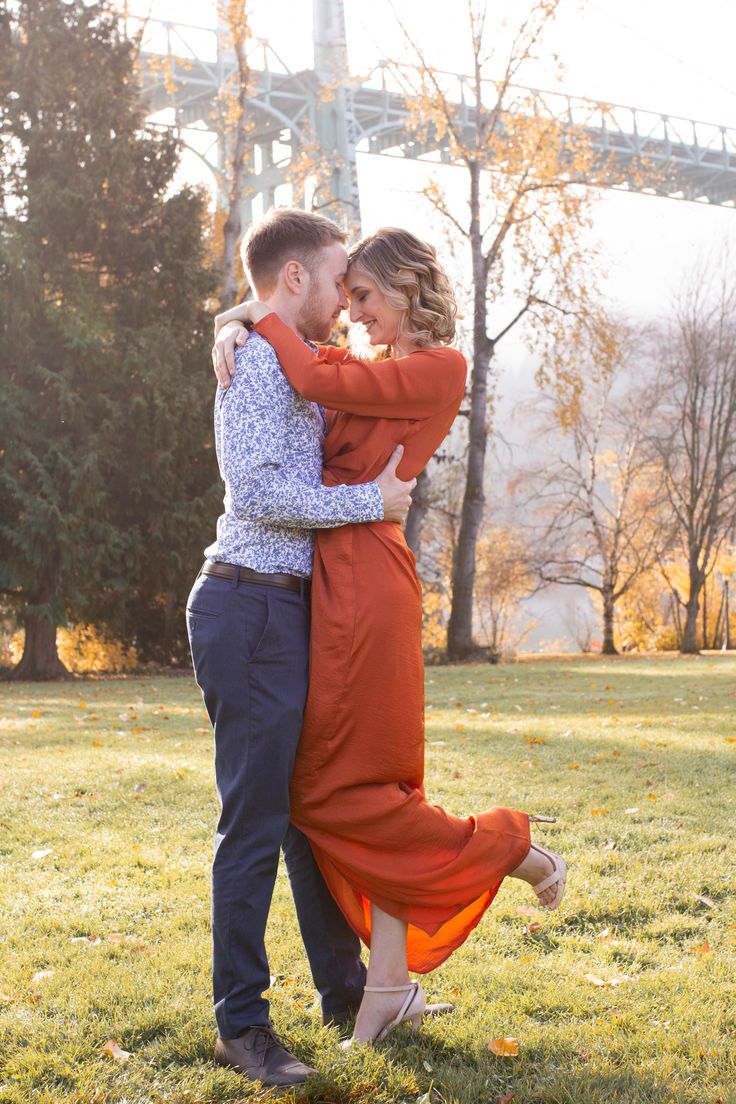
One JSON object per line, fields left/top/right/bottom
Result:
{"left": 187, "top": 208, "right": 415, "bottom": 1088}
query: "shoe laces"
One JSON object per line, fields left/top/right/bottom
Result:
{"left": 249, "top": 1025, "right": 290, "bottom": 1058}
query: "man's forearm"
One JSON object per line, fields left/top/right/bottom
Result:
{"left": 230, "top": 470, "right": 384, "bottom": 529}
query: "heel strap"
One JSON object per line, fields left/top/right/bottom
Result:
{"left": 364, "top": 982, "right": 417, "bottom": 993}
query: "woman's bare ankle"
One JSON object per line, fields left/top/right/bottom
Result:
{"left": 364, "top": 970, "right": 411, "bottom": 989}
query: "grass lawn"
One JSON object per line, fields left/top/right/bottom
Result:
{"left": 1, "top": 656, "right": 735, "bottom": 1104}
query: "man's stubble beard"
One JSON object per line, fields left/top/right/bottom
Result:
{"left": 298, "top": 283, "right": 333, "bottom": 343}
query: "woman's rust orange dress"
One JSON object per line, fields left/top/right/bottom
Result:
{"left": 254, "top": 314, "right": 531, "bottom": 973}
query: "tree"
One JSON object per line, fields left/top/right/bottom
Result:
{"left": 215, "top": 1, "right": 254, "bottom": 308}
{"left": 393, "top": 0, "right": 622, "bottom": 658}
{"left": 525, "top": 350, "right": 667, "bottom": 654}
{"left": 475, "top": 526, "right": 536, "bottom": 654}
{"left": 648, "top": 262, "right": 736, "bottom": 654}
{"left": 0, "top": 0, "right": 217, "bottom": 678}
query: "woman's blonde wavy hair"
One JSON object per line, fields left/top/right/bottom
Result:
{"left": 347, "top": 228, "right": 457, "bottom": 348}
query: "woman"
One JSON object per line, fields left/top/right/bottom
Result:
{"left": 213, "top": 227, "right": 566, "bottom": 1045}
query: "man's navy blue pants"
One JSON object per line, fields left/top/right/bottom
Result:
{"left": 186, "top": 568, "right": 366, "bottom": 1039}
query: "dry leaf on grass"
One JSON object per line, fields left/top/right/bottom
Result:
{"left": 496, "top": 1094, "right": 514, "bottom": 1104}
{"left": 31, "top": 970, "right": 54, "bottom": 984}
{"left": 690, "top": 893, "right": 717, "bottom": 909}
{"left": 525, "top": 922, "right": 542, "bottom": 935}
{"left": 487, "top": 1037, "right": 519, "bottom": 1057}
{"left": 103, "top": 1039, "right": 131, "bottom": 1061}
{"left": 31, "top": 848, "right": 53, "bottom": 860}
{"left": 688, "top": 941, "right": 712, "bottom": 955}
{"left": 584, "top": 973, "right": 630, "bottom": 988}
{"left": 590, "top": 808, "right": 608, "bottom": 816}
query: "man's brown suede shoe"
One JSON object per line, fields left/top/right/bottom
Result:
{"left": 214, "top": 1026, "right": 316, "bottom": 1086}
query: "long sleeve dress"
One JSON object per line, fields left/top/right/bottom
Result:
{"left": 253, "top": 313, "right": 531, "bottom": 974}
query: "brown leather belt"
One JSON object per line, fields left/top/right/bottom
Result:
{"left": 201, "top": 560, "right": 309, "bottom": 595}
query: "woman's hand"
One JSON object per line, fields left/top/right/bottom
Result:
{"left": 211, "top": 300, "right": 272, "bottom": 388}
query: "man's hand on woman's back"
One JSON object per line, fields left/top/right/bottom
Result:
{"left": 375, "top": 446, "right": 415, "bottom": 524}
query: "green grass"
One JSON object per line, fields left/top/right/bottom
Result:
{"left": 1, "top": 656, "right": 735, "bottom": 1104}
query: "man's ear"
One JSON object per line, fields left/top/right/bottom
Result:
{"left": 283, "top": 259, "right": 307, "bottom": 295}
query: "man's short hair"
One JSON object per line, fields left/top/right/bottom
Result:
{"left": 241, "top": 208, "right": 346, "bottom": 293}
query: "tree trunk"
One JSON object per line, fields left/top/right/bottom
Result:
{"left": 162, "top": 589, "right": 177, "bottom": 660}
{"left": 219, "top": 31, "right": 250, "bottom": 309}
{"left": 404, "top": 469, "right": 430, "bottom": 558}
{"left": 447, "top": 161, "right": 491, "bottom": 660}
{"left": 680, "top": 562, "right": 703, "bottom": 654}
{"left": 681, "top": 598, "right": 701, "bottom": 653}
{"left": 12, "top": 577, "right": 69, "bottom": 680}
{"left": 601, "top": 590, "right": 618, "bottom": 655}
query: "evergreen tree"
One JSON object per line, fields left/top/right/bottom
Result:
{"left": 0, "top": 0, "right": 218, "bottom": 678}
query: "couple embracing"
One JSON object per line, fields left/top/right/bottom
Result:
{"left": 187, "top": 207, "right": 567, "bottom": 1088}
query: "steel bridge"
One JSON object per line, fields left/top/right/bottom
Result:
{"left": 134, "top": 0, "right": 736, "bottom": 231}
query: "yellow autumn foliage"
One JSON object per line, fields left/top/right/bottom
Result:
{"left": 10, "top": 625, "right": 138, "bottom": 674}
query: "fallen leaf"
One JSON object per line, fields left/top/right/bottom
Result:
{"left": 31, "top": 848, "right": 53, "bottom": 860}
{"left": 78, "top": 702, "right": 86, "bottom": 709}
{"left": 92, "top": 740, "right": 103, "bottom": 748}
{"left": 590, "top": 809, "right": 608, "bottom": 816}
{"left": 584, "top": 973, "right": 630, "bottom": 987}
{"left": 103, "top": 1039, "right": 131, "bottom": 1062}
{"left": 31, "top": 711, "right": 41, "bottom": 719}
{"left": 417, "top": 1091, "right": 442, "bottom": 1104}
{"left": 71, "top": 935, "right": 102, "bottom": 945}
{"left": 31, "top": 970, "right": 54, "bottom": 984}
{"left": 525, "top": 922, "right": 542, "bottom": 935}
{"left": 624, "top": 807, "right": 639, "bottom": 814}
{"left": 487, "top": 1037, "right": 519, "bottom": 1057}
{"left": 422, "top": 1059, "right": 433, "bottom": 1072}
{"left": 518, "top": 955, "right": 536, "bottom": 964}
{"left": 597, "top": 927, "right": 612, "bottom": 940}
{"left": 107, "top": 933, "right": 125, "bottom": 943}
{"left": 448, "top": 985, "right": 463, "bottom": 996}
{"left": 496, "top": 1094, "right": 514, "bottom": 1104}
{"left": 566, "top": 762, "right": 580, "bottom": 770}
{"left": 690, "top": 893, "right": 717, "bottom": 909}
{"left": 688, "top": 941, "right": 711, "bottom": 955}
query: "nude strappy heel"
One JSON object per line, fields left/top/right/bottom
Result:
{"left": 525, "top": 815, "right": 567, "bottom": 910}
{"left": 343, "top": 981, "right": 427, "bottom": 1047}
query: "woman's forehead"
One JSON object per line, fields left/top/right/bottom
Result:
{"left": 345, "top": 267, "right": 375, "bottom": 294}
